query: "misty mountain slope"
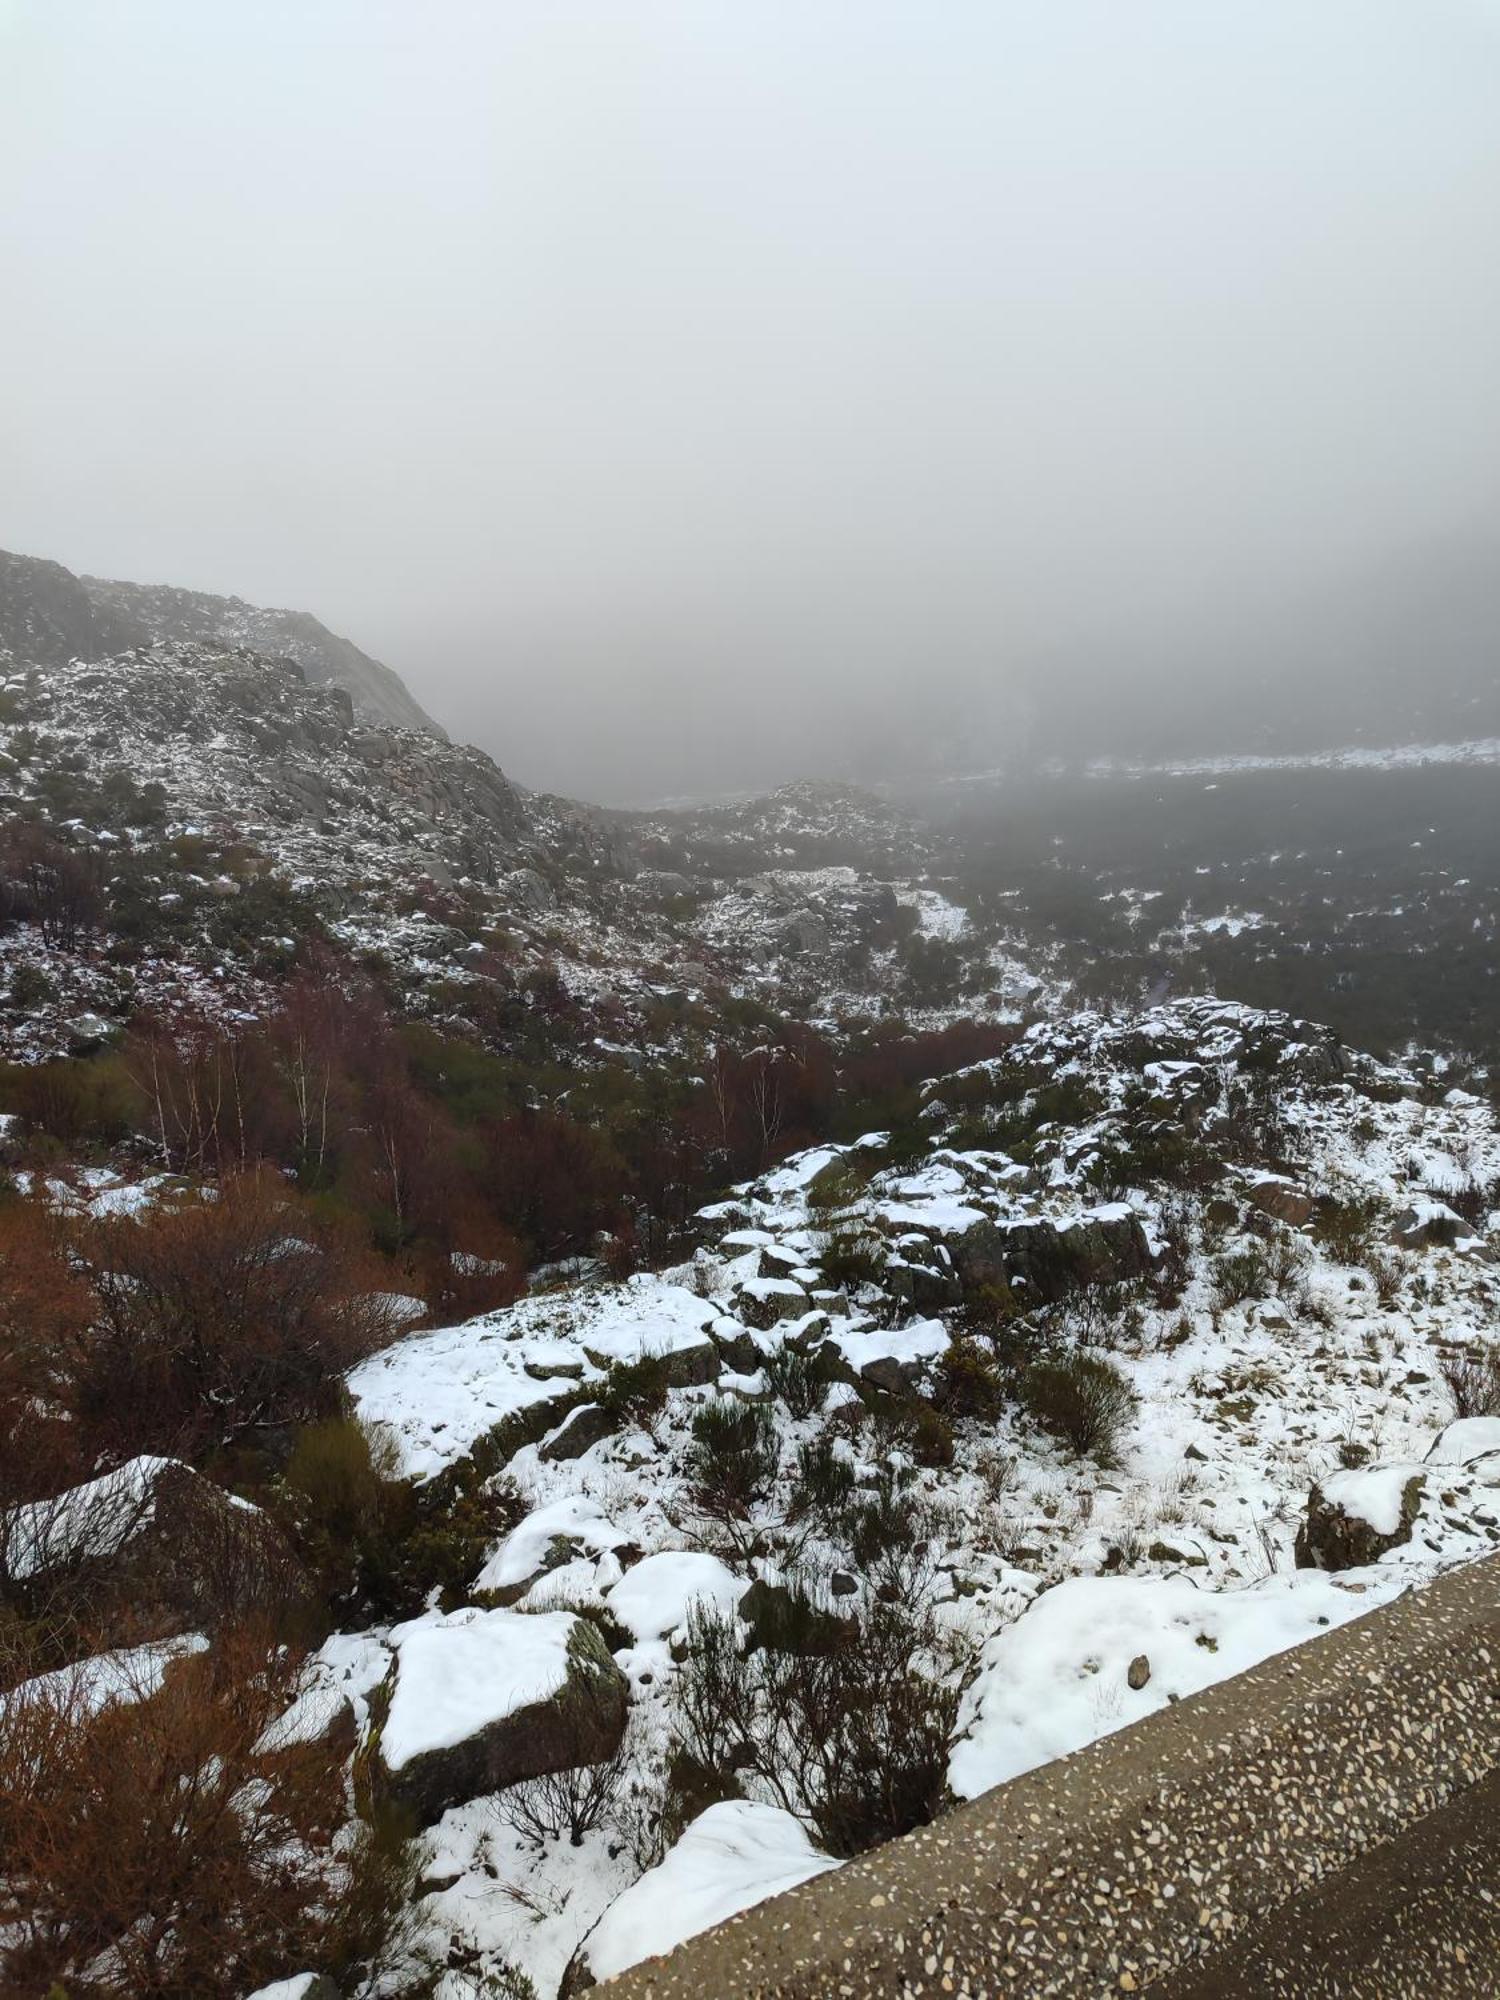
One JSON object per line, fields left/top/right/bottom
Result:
{"left": 82, "top": 570, "right": 448, "bottom": 738}
{"left": 0, "top": 548, "right": 145, "bottom": 671}
{"left": 0, "top": 545, "right": 446, "bottom": 737}
{"left": 3, "top": 587, "right": 1500, "bottom": 2000}
{"left": 0, "top": 626, "right": 1040, "bottom": 1064}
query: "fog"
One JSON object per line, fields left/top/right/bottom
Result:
{"left": 3, "top": 2, "right": 1499, "bottom": 804}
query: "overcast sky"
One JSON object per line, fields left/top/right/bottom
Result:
{"left": 3, "top": 2, "right": 1499, "bottom": 802}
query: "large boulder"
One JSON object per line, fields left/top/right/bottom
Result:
{"left": 376, "top": 1606, "right": 629, "bottom": 1826}
{"left": 577, "top": 1333, "right": 720, "bottom": 1389}
{"left": 1247, "top": 1176, "right": 1316, "bottom": 1228}
{"left": 953, "top": 1205, "right": 1152, "bottom": 1304}
{"left": 1391, "top": 1201, "right": 1465, "bottom": 1251}
{"left": 1, "top": 1456, "right": 307, "bottom": 1642}
{"left": 1295, "top": 1466, "right": 1428, "bottom": 1572}
{"left": 734, "top": 1277, "right": 810, "bottom": 1331}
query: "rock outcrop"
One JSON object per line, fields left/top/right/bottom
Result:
{"left": 1295, "top": 1466, "right": 1428, "bottom": 1571}
{"left": 376, "top": 1607, "right": 629, "bottom": 1826}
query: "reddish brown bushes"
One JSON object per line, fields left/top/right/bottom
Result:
{"left": 0, "top": 1630, "right": 419, "bottom": 1999}
{"left": 72, "top": 1172, "right": 396, "bottom": 1460}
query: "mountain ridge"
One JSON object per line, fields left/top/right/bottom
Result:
{"left": 0, "top": 545, "right": 446, "bottom": 739}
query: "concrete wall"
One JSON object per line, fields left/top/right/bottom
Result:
{"left": 605, "top": 1556, "right": 1500, "bottom": 1996}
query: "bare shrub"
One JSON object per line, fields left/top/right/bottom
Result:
{"left": 1441, "top": 1343, "right": 1500, "bottom": 1420}
{"left": 71, "top": 1171, "right": 395, "bottom": 1459}
{"left": 0, "top": 1628, "right": 423, "bottom": 1998}
{"left": 492, "top": 1739, "right": 628, "bottom": 1850}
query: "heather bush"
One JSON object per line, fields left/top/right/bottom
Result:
{"left": 1019, "top": 1351, "right": 1137, "bottom": 1465}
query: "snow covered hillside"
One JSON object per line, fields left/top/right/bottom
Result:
{"left": 2, "top": 548, "right": 1498, "bottom": 2000}
{"left": 308, "top": 997, "right": 1499, "bottom": 1994}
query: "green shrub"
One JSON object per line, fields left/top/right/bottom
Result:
{"left": 1211, "top": 1245, "right": 1272, "bottom": 1308}
{"left": 599, "top": 1352, "right": 671, "bottom": 1427}
{"left": 791, "top": 1432, "right": 857, "bottom": 1517}
{"left": 1019, "top": 1352, "right": 1137, "bottom": 1465}
{"left": 685, "top": 1400, "right": 779, "bottom": 1521}
{"left": 931, "top": 1337, "right": 1006, "bottom": 1420}
{"left": 762, "top": 1342, "right": 833, "bottom": 1420}
{"left": 907, "top": 1403, "right": 955, "bottom": 1469}
{"left": 813, "top": 1225, "right": 886, "bottom": 1293}
{"left": 841, "top": 1469, "right": 917, "bottom": 1567}
{"left": 276, "top": 1414, "right": 512, "bottom": 1623}
{"left": 7, "top": 963, "right": 56, "bottom": 1010}
{"left": 1312, "top": 1196, "right": 1382, "bottom": 1267}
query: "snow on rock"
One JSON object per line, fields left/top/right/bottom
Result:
{"left": 1295, "top": 1465, "right": 1429, "bottom": 1570}
{"left": 349, "top": 1276, "right": 723, "bottom": 1482}
{"left": 1318, "top": 1464, "right": 1431, "bottom": 1540}
{"left": 383, "top": 1607, "right": 581, "bottom": 1773}
{"left": 255, "top": 1630, "right": 390, "bottom": 1754}
{"left": 949, "top": 1568, "right": 1389, "bottom": 1799}
{"left": 477, "top": 1494, "right": 635, "bottom": 1596}
{"left": 1427, "top": 1418, "right": 1500, "bottom": 1467}
{"left": 346, "top": 1322, "right": 577, "bottom": 1484}
{"left": 0, "top": 1636, "right": 208, "bottom": 1722}
{"left": 2, "top": 1455, "right": 184, "bottom": 1580}
{"left": 828, "top": 1316, "right": 950, "bottom": 1386}
{"left": 576, "top": 1802, "right": 839, "bottom": 1986}
{"left": 604, "top": 1551, "right": 748, "bottom": 1642}
{"left": 379, "top": 1606, "right": 628, "bottom": 1825}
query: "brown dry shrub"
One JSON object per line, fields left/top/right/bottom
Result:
{"left": 0, "top": 1627, "right": 426, "bottom": 1999}
{"left": 69, "top": 1170, "right": 396, "bottom": 1460}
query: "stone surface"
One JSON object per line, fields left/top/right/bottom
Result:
{"left": 1296, "top": 1470, "right": 1427, "bottom": 1571}
{"left": 1248, "top": 1177, "right": 1316, "bottom": 1228}
{"left": 538, "top": 1402, "right": 618, "bottom": 1463}
{"left": 377, "top": 1615, "right": 628, "bottom": 1827}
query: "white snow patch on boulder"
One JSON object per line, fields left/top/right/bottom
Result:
{"left": 476, "top": 1494, "right": 631, "bottom": 1594}
{"left": 1318, "top": 1463, "right": 1430, "bottom": 1539}
{"left": 382, "top": 1606, "right": 577, "bottom": 1772}
{"left": 605, "top": 1551, "right": 747, "bottom": 1641}
{"left": 580, "top": 1801, "right": 838, "bottom": 1984}
{"left": 828, "top": 1317, "right": 950, "bottom": 1376}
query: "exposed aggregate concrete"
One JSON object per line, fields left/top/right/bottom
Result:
{"left": 1167, "top": 1762, "right": 1500, "bottom": 1996}
{"left": 606, "top": 1554, "right": 1500, "bottom": 1997}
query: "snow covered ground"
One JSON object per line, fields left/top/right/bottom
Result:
{"left": 316, "top": 997, "right": 1500, "bottom": 1993}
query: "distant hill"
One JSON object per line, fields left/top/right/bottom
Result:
{"left": 0, "top": 546, "right": 446, "bottom": 738}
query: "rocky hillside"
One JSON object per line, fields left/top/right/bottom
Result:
{"left": 6, "top": 994, "right": 1498, "bottom": 1997}
{"left": 0, "top": 623, "right": 1023, "bottom": 1065}
{"left": 0, "top": 545, "right": 446, "bottom": 736}
{"left": 2, "top": 548, "right": 1498, "bottom": 2000}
